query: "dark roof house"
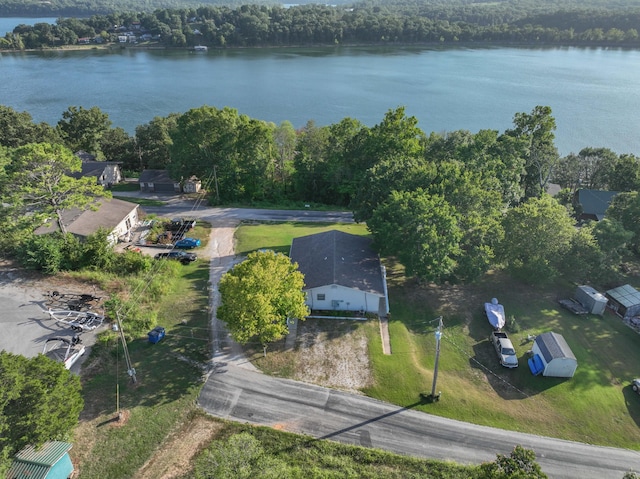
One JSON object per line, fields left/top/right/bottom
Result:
{"left": 8, "top": 441, "right": 74, "bottom": 479}
{"left": 70, "top": 160, "right": 122, "bottom": 187}
{"left": 289, "top": 230, "right": 389, "bottom": 316}
{"left": 575, "top": 189, "right": 618, "bottom": 221}
{"left": 139, "top": 169, "right": 181, "bottom": 193}
{"left": 606, "top": 284, "right": 640, "bottom": 320}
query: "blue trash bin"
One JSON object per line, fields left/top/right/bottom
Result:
{"left": 148, "top": 326, "right": 165, "bottom": 344}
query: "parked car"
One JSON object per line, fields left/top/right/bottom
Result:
{"left": 167, "top": 217, "right": 196, "bottom": 232}
{"left": 633, "top": 378, "right": 640, "bottom": 394}
{"left": 154, "top": 250, "right": 197, "bottom": 264}
{"left": 174, "top": 237, "right": 201, "bottom": 249}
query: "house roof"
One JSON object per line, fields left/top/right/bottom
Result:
{"left": 35, "top": 198, "right": 138, "bottom": 238}
{"left": 289, "top": 230, "right": 385, "bottom": 296}
{"left": 606, "top": 284, "right": 640, "bottom": 308}
{"left": 576, "top": 189, "right": 618, "bottom": 220}
{"left": 535, "top": 332, "right": 576, "bottom": 363}
{"left": 8, "top": 441, "right": 72, "bottom": 479}
{"left": 69, "top": 161, "right": 120, "bottom": 180}
{"left": 139, "top": 169, "right": 178, "bottom": 184}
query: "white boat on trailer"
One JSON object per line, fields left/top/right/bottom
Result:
{"left": 45, "top": 309, "right": 105, "bottom": 332}
{"left": 484, "top": 298, "right": 506, "bottom": 330}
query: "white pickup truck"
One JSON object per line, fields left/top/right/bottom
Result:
{"left": 490, "top": 331, "right": 518, "bottom": 368}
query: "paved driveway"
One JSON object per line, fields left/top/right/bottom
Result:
{"left": 0, "top": 266, "right": 102, "bottom": 372}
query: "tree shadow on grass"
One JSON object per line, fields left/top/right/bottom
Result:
{"left": 623, "top": 384, "right": 640, "bottom": 429}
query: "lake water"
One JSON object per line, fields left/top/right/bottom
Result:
{"left": 1, "top": 17, "right": 639, "bottom": 156}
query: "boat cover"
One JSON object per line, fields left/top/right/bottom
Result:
{"left": 484, "top": 298, "right": 505, "bottom": 329}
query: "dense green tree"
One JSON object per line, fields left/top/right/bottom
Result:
{"left": 497, "top": 195, "right": 575, "bottom": 283}
{"left": 99, "top": 127, "right": 136, "bottom": 168}
{"left": 0, "top": 105, "right": 58, "bottom": 148}
{"left": 576, "top": 147, "right": 618, "bottom": 190}
{"left": 292, "top": 120, "right": 330, "bottom": 202}
{"left": 272, "top": 120, "right": 297, "bottom": 197}
{"left": 217, "top": 250, "right": 309, "bottom": 350}
{"left": 0, "top": 352, "right": 83, "bottom": 464}
{"left": 134, "top": 113, "right": 179, "bottom": 171}
{"left": 505, "top": 106, "right": 559, "bottom": 199}
{"left": 605, "top": 191, "right": 640, "bottom": 254}
{"left": 368, "top": 189, "right": 462, "bottom": 282}
{"left": 2, "top": 143, "right": 110, "bottom": 234}
{"left": 57, "top": 105, "right": 112, "bottom": 158}
{"left": 169, "top": 106, "right": 274, "bottom": 202}
{"left": 609, "top": 153, "right": 640, "bottom": 192}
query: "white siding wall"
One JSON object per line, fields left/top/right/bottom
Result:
{"left": 108, "top": 207, "right": 139, "bottom": 244}
{"left": 305, "top": 284, "right": 382, "bottom": 314}
{"left": 543, "top": 358, "right": 577, "bottom": 378}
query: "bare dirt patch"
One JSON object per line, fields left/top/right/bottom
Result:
{"left": 133, "top": 414, "right": 223, "bottom": 479}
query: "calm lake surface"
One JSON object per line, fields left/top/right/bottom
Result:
{"left": 1, "top": 17, "right": 639, "bottom": 156}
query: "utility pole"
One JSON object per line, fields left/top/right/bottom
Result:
{"left": 430, "top": 316, "right": 443, "bottom": 401}
{"left": 213, "top": 164, "right": 220, "bottom": 204}
{"left": 116, "top": 312, "right": 136, "bottom": 384}
{"left": 422, "top": 316, "right": 443, "bottom": 403}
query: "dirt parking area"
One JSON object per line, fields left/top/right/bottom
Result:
{"left": 0, "top": 262, "right": 105, "bottom": 372}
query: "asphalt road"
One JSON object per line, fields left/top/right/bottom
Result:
{"left": 199, "top": 364, "right": 640, "bottom": 479}
{"left": 140, "top": 199, "right": 640, "bottom": 478}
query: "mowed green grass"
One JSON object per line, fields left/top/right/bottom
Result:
{"left": 235, "top": 221, "right": 370, "bottom": 255}
{"left": 72, "top": 259, "right": 211, "bottom": 478}
{"left": 236, "top": 223, "right": 640, "bottom": 450}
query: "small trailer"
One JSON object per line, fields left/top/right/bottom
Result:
{"left": 45, "top": 309, "right": 105, "bottom": 332}
{"left": 43, "top": 290, "right": 102, "bottom": 312}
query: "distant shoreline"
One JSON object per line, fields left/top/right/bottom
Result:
{"left": 4, "top": 39, "right": 640, "bottom": 54}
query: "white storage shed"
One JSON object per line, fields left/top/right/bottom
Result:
{"left": 574, "top": 285, "right": 608, "bottom": 315}
{"left": 529, "top": 332, "right": 577, "bottom": 378}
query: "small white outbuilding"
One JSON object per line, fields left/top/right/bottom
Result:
{"left": 528, "top": 332, "right": 577, "bottom": 378}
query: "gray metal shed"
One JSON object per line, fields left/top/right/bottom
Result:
{"left": 606, "top": 284, "right": 640, "bottom": 320}
{"left": 574, "top": 285, "right": 608, "bottom": 315}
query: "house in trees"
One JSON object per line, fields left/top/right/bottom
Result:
{"left": 138, "top": 169, "right": 181, "bottom": 193}
{"left": 574, "top": 189, "right": 618, "bottom": 221}
{"left": 289, "top": 230, "right": 389, "bottom": 317}
{"left": 7, "top": 441, "right": 74, "bottom": 479}
{"left": 138, "top": 170, "right": 202, "bottom": 193}
{"left": 35, "top": 198, "right": 140, "bottom": 245}
{"left": 71, "top": 151, "right": 122, "bottom": 187}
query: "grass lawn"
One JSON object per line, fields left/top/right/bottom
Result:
{"left": 113, "top": 195, "right": 166, "bottom": 207}
{"left": 235, "top": 221, "right": 369, "bottom": 255}
{"left": 235, "top": 223, "right": 640, "bottom": 450}
{"left": 71, "top": 259, "right": 211, "bottom": 479}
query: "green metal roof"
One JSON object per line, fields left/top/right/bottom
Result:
{"left": 8, "top": 441, "right": 72, "bottom": 479}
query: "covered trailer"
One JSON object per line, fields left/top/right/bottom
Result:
{"left": 528, "top": 332, "right": 577, "bottom": 378}
{"left": 606, "top": 284, "right": 640, "bottom": 320}
{"left": 574, "top": 285, "right": 608, "bottom": 315}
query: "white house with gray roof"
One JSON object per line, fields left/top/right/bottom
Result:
{"left": 289, "top": 230, "right": 389, "bottom": 317}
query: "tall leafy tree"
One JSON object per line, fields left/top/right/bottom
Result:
{"left": 57, "top": 105, "right": 112, "bottom": 158}
{"left": 292, "top": 120, "right": 330, "bottom": 202}
{"left": 506, "top": 106, "right": 559, "bottom": 199}
{"left": 609, "top": 153, "right": 640, "bottom": 192}
{"left": 217, "top": 250, "right": 309, "bottom": 350}
{"left": 497, "top": 195, "right": 575, "bottom": 283}
{"left": 3, "top": 143, "right": 110, "bottom": 234}
{"left": 0, "top": 105, "right": 58, "bottom": 148}
{"left": 134, "top": 113, "right": 179, "bottom": 171}
{"left": 99, "top": 127, "right": 136, "bottom": 168}
{"left": 606, "top": 191, "right": 640, "bottom": 254}
{"left": 368, "top": 189, "right": 462, "bottom": 282}
{"left": 169, "top": 106, "right": 275, "bottom": 202}
{"left": 0, "top": 352, "right": 83, "bottom": 466}
{"left": 272, "top": 120, "right": 297, "bottom": 197}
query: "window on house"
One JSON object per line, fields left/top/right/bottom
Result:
{"left": 317, "top": 294, "right": 325, "bottom": 301}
